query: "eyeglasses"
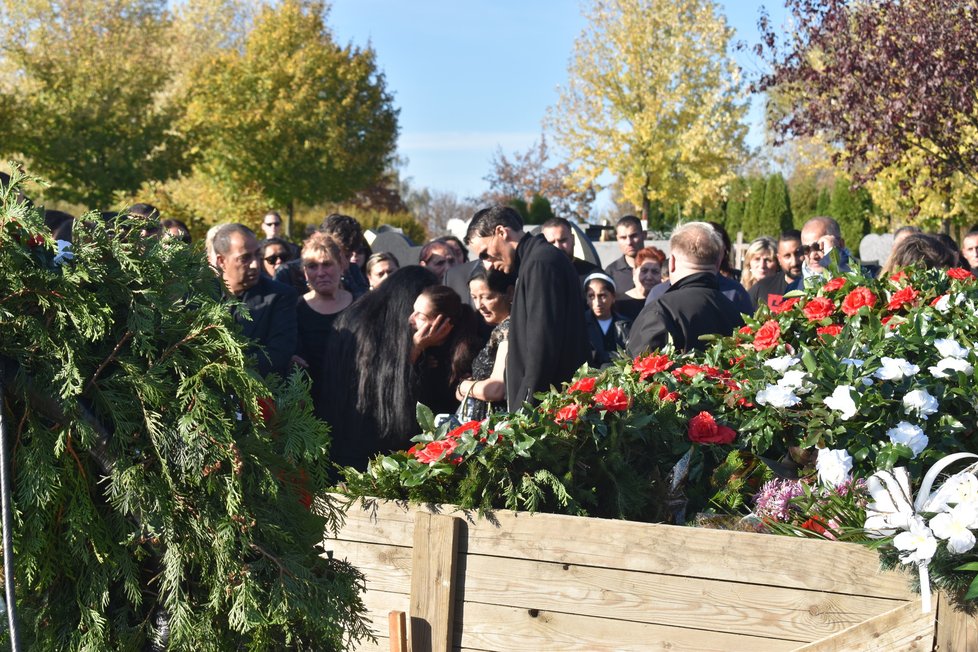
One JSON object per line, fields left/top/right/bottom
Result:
{"left": 264, "top": 221, "right": 282, "bottom": 227}
{"left": 264, "top": 254, "right": 287, "bottom": 264}
{"left": 800, "top": 243, "right": 823, "bottom": 255}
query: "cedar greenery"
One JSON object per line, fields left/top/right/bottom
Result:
{"left": 0, "top": 172, "right": 369, "bottom": 650}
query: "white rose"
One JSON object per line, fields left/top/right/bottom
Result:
{"left": 764, "top": 355, "right": 799, "bottom": 374}
{"left": 823, "top": 385, "right": 858, "bottom": 420}
{"left": 885, "top": 421, "right": 929, "bottom": 458}
{"left": 874, "top": 357, "right": 920, "bottom": 381}
{"left": 755, "top": 384, "right": 801, "bottom": 409}
{"left": 929, "top": 357, "right": 974, "bottom": 378}
{"left": 935, "top": 338, "right": 970, "bottom": 359}
{"left": 903, "top": 388, "right": 939, "bottom": 420}
{"left": 777, "top": 369, "right": 811, "bottom": 394}
{"left": 816, "top": 448, "right": 853, "bottom": 488}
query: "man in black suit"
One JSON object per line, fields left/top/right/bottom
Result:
{"left": 214, "top": 224, "right": 297, "bottom": 377}
{"left": 467, "top": 206, "right": 588, "bottom": 410}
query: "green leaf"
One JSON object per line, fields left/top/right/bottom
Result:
{"left": 416, "top": 403, "right": 435, "bottom": 433}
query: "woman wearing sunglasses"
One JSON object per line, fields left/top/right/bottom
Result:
{"left": 259, "top": 237, "right": 294, "bottom": 278}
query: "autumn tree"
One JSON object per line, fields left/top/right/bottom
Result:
{"left": 183, "top": 0, "right": 398, "bottom": 234}
{"left": 547, "top": 0, "right": 747, "bottom": 220}
{"left": 0, "top": 0, "right": 188, "bottom": 208}
{"left": 482, "top": 136, "right": 595, "bottom": 220}
{"left": 757, "top": 0, "right": 978, "bottom": 221}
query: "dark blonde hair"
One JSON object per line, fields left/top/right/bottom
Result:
{"left": 302, "top": 230, "right": 343, "bottom": 264}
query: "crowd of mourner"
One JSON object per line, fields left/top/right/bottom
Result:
{"left": 18, "top": 175, "right": 978, "bottom": 475}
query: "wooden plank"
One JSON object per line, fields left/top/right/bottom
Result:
{"left": 455, "top": 602, "right": 798, "bottom": 652}
{"left": 791, "top": 598, "right": 935, "bottom": 651}
{"left": 458, "top": 554, "right": 904, "bottom": 643}
{"left": 329, "top": 496, "right": 911, "bottom": 600}
{"left": 388, "top": 611, "right": 407, "bottom": 652}
{"left": 410, "top": 512, "right": 461, "bottom": 652}
{"left": 935, "top": 590, "right": 978, "bottom": 651}
{"left": 350, "top": 589, "right": 411, "bottom": 652}
{"left": 329, "top": 540, "right": 413, "bottom": 594}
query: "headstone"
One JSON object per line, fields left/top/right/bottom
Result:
{"left": 859, "top": 233, "right": 893, "bottom": 267}
{"left": 368, "top": 230, "right": 421, "bottom": 267}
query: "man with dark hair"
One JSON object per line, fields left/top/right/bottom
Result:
{"left": 627, "top": 222, "right": 744, "bottom": 356}
{"left": 541, "top": 217, "right": 599, "bottom": 285}
{"left": 261, "top": 211, "right": 284, "bottom": 240}
{"left": 214, "top": 223, "right": 297, "bottom": 377}
{"left": 467, "top": 205, "right": 588, "bottom": 410}
{"left": 604, "top": 214, "right": 645, "bottom": 296}
{"left": 749, "top": 230, "right": 804, "bottom": 310}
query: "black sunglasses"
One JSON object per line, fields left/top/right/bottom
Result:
{"left": 264, "top": 254, "right": 287, "bottom": 264}
{"left": 800, "top": 243, "right": 823, "bottom": 255}
{"left": 264, "top": 221, "right": 282, "bottom": 227}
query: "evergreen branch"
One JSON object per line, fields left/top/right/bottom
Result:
{"left": 149, "top": 325, "right": 218, "bottom": 370}
{"left": 64, "top": 432, "right": 87, "bottom": 481}
{"left": 85, "top": 331, "right": 133, "bottom": 394}
{"left": 249, "top": 543, "right": 295, "bottom": 579}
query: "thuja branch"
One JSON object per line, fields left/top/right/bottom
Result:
{"left": 86, "top": 330, "right": 133, "bottom": 393}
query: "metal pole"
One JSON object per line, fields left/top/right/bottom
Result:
{"left": 0, "top": 380, "right": 21, "bottom": 650}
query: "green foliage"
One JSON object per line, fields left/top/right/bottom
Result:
{"left": 506, "top": 198, "right": 529, "bottom": 221}
{"left": 0, "top": 173, "right": 368, "bottom": 649}
{"left": 0, "top": 0, "right": 189, "bottom": 208}
{"left": 527, "top": 195, "right": 556, "bottom": 224}
{"left": 183, "top": 0, "right": 398, "bottom": 215}
{"left": 815, "top": 186, "right": 831, "bottom": 215}
{"left": 759, "top": 173, "right": 793, "bottom": 237}
{"left": 722, "top": 176, "right": 749, "bottom": 234}
{"left": 741, "top": 176, "right": 767, "bottom": 240}
{"left": 789, "top": 175, "right": 821, "bottom": 225}
{"left": 828, "top": 176, "right": 873, "bottom": 248}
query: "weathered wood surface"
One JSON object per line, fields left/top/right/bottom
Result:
{"left": 792, "top": 599, "right": 935, "bottom": 651}
{"left": 409, "top": 513, "right": 459, "bottom": 652}
{"left": 324, "top": 496, "right": 937, "bottom": 652}
{"left": 934, "top": 590, "right": 978, "bottom": 652}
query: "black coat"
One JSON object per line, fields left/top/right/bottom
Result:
{"left": 235, "top": 276, "right": 298, "bottom": 377}
{"left": 506, "top": 234, "right": 588, "bottom": 410}
{"left": 585, "top": 311, "right": 632, "bottom": 367}
{"left": 627, "top": 272, "right": 744, "bottom": 357}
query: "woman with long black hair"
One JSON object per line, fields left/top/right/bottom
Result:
{"left": 317, "top": 266, "right": 439, "bottom": 472}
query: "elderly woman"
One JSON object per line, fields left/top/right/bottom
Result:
{"left": 455, "top": 267, "right": 515, "bottom": 420}
{"left": 584, "top": 272, "right": 632, "bottom": 367}
{"left": 293, "top": 232, "right": 353, "bottom": 395}
{"left": 740, "top": 236, "right": 778, "bottom": 290}
{"left": 617, "top": 247, "right": 666, "bottom": 321}
{"left": 365, "top": 251, "right": 399, "bottom": 290}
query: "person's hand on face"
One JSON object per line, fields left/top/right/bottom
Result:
{"left": 412, "top": 313, "right": 453, "bottom": 352}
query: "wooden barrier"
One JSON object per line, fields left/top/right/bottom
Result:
{"left": 325, "top": 496, "right": 977, "bottom": 651}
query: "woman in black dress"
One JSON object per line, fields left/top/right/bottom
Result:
{"left": 454, "top": 268, "right": 515, "bottom": 420}
{"left": 293, "top": 232, "right": 353, "bottom": 394}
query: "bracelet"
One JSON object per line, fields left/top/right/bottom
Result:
{"left": 469, "top": 380, "right": 478, "bottom": 396}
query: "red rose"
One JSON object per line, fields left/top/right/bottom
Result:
{"left": 738, "top": 325, "right": 754, "bottom": 336}
{"left": 887, "top": 285, "right": 919, "bottom": 311}
{"left": 633, "top": 354, "right": 672, "bottom": 380}
{"left": 672, "top": 363, "right": 722, "bottom": 381}
{"left": 816, "top": 324, "right": 842, "bottom": 338}
{"left": 447, "top": 420, "right": 482, "bottom": 440}
{"left": 930, "top": 294, "right": 946, "bottom": 307}
{"left": 801, "top": 517, "right": 827, "bottom": 535}
{"left": 412, "top": 438, "right": 460, "bottom": 464}
{"left": 888, "top": 271, "right": 907, "bottom": 284}
{"left": 841, "top": 287, "right": 877, "bottom": 316}
{"left": 568, "top": 376, "right": 596, "bottom": 393}
{"left": 822, "top": 277, "right": 846, "bottom": 292}
{"left": 27, "top": 234, "right": 45, "bottom": 248}
{"left": 802, "top": 297, "right": 835, "bottom": 321}
{"left": 657, "top": 385, "right": 679, "bottom": 402}
{"left": 948, "top": 268, "right": 973, "bottom": 281}
{"left": 555, "top": 404, "right": 580, "bottom": 424}
{"left": 257, "top": 397, "right": 276, "bottom": 425}
{"left": 594, "top": 387, "right": 630, "bottom": 412}
{"left": 752, "top": 320, "right": 781, "bottom": 351}
{"left": 770, "top": 296, "right": 800, "bottom": 315}
{"left": 687, "top": 411, "right": 737, "bottom": 445}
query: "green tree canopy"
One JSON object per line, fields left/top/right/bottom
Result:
{"left": 829, "top": 176, "right": 873, "bottom": 250}
{"left": 547, "top": 0, "right": 747, "bottom": 220}
{"left": 759, "top": 173, "right": 793, "bottom": 238}
{"left": 183, "top": 0, "right": 398, "bottom": 226}
{"left": 0, "top": 0, "right": 189, "bottom": 208}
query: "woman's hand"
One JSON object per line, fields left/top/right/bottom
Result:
{"left": 411, "top": 314, "right": 453, "bottom": 362}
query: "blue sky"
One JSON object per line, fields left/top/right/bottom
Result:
{"left": 329, "top": 1, "right": 789, "bottom": 203}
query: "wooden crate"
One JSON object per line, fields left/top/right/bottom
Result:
{"left": 325, "top": 496, "right": 977, "bottom": 652}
